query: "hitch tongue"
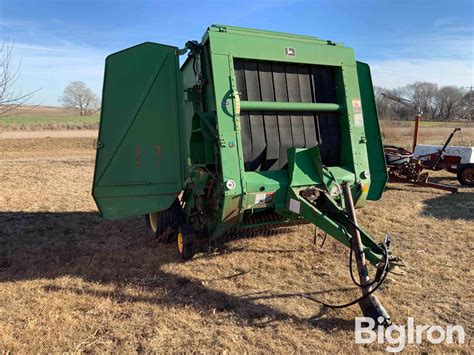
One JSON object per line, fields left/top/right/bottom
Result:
{"left": 341, "top": 182, "right": 391, "bottom": 326}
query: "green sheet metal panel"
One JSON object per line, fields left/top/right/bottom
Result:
{"left": 356, "top": 61, "right": 388, "bottom": 200}
{"left": 92, "top": 42, "right": 185, "bottom": 220}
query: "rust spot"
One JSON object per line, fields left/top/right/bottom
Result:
{"left": 156, "top": 145, "right": 161, "bottom": 166}
{"left": 136, "top": 145, "right": 141, "bottom": 167}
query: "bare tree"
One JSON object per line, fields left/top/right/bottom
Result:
{"left": 374, "top": 86, "right": 392, "bottom": 120}
{"left": 403, "top": 82, "right": 438, "bottom": 120}
{"left": 0, "top": 40, "right": 39, "bottom": 117}
{"left": 435, "top": 86, "right": 464, "bottom": 121}
{"left": 375, "top": 82, "right": 470, "bottom": 122}
{"left": 59, "top": 81, "right": 99, "bottom": 116}
{"left": 461, "top": 90, "right": 473, "bottom": 121}
{"left": 375, "top": 87, "right": 413, "bottom": 120}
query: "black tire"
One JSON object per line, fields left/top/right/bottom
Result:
{"left": 457, "top": 163, "right": 474, "bottom": 186}
{"left": 145, "top": 198, "right": 182, "bottom": 241}
{"left": 176, "top": 224, "right": 195, "bottom": 260}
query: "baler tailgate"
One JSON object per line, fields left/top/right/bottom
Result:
{"left": 92, "top": 42, "right": 185, "bottom": 220}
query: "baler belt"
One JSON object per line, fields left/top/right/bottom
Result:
{"left": 258, "top": 62, "right": 280, "bottom": 170}
{"left": 272, "top": 63, "right": 293, "bottom": 169}
{"left": 298, "top": 66, "right": 319, "bottom": 150}
{"left": 277, "top": 114, "right": 293, "bottom": 169}
{"left": 234, "top": 58, "right": 341, "bottom": 170}
{"left": 286, "top": 64, "right": 305, "bottom": 149}
{"left": 310, "top": 66, "right": 340, "bottom": 166}
{"left": 262, "top": 112, "right": 279, "bottom": 170}
{"left": 234, "top": 61, "right": 253, "bottom": 168}
{"left": 244, "top": 61, "right": 266, "bottom": 171}
{"left": 240, "top": 112, "right": 252, "bottom": 169}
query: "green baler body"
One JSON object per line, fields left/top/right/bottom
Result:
{"left": 92, "top": 25, "right": 387, "bottom": 262}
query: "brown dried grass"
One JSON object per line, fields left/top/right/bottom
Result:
{"left": 0, "top": 130, "right": 472, "bottom": 352}
{"left": 380, "top": 121, "right": 474, "bottom": 149}
{"left": 6, "top": 105, "right": 74, "bottom": 117}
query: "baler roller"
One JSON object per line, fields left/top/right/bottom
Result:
{"left": 239, "top": 101, "right": 341, "bottom": 112}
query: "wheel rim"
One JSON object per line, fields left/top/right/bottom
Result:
{"left": 462, "top": 168, "right": 474, "bottom": 184}
{"left": 177, "top": 230, "right": 184, "bottom": 253}
{"left": 148, "top": 213, "right": 158, "bottom": 232}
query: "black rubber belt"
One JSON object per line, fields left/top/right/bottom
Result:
{"left": 234, "top": 61, "right": 252, "bottom": 169}
{"left": 273, "top": 62, "right": 293, "bottom": 169}
{"left": 258, "top": 61, "right": 279, "bottom": 171}
{"left": 297, "top": 65, "right": 318, "bottom": 147}
{"left": 244, "top": 60, "right": 265, "bottom": 171}
{"left": 234, "top": 58, "right": 341, "bottom": 170}
{"left": 286, "top": 64, "right": 305, "bottom": 149}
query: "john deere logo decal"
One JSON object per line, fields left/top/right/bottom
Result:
{"left": 285, "top": 47, "right": 296, "bottom": 57}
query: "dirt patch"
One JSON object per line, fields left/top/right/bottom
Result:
{"left": 0, "top": 122, "right": 99, "bottom": 132}
{"left": 0, "top": 137, "right": 472, "bottom": 352}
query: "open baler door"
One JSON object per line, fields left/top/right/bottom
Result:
{"left": 92, "top": 42, "right": 185, "bottom": 220}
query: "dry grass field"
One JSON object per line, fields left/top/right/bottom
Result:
{"left": 0, "top": 125, "right": 472, "bottom": 352}
{"left": 0, "top": 105, "right": 99, "bottom": 131}
{"left": 380, "top": 121, "right": 474, "bottom": 148}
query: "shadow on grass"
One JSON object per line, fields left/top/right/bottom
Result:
{"left": 427, "top": 175, "right": 459, "bottom": 184}
{"left": 384, "top": 181, "right": 461, "bottom": 194}
{"left": 0, "top": 211, "right": 356, "bottom": 332}
{"left": 422, "top": 192, "right": 474, "bottom": 220}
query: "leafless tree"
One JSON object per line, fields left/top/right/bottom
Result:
{"left": 403, "top": 82, "right": 438, "bottom": 120}
{"left": 461, "top": 91, "right": 473, "bottom": 121}
{"left": 59, "top": 81, "right": 99, "bottom": 116}
{"left": 374, "top": 86, "right": 391, "bottom": 119}
{"left": 376, "top": 82, "right": 469, "bottom": 122}
{"left": 0, "top": 40, "right": 39, "bottom": 117}
{"left": 435, "top": 86, "right": 464, "bottom": 121}
{"left": 375, "top": 86, "right": 413, "bottom": 120}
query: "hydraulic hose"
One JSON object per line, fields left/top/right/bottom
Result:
{"left": 301, "top": 241, "right": 390, "bottom": 309}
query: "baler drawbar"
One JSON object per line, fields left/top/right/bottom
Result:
{"left": 92, "top": 25, "right": 398, "bottom": 324}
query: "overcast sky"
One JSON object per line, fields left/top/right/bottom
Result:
{"left": 1, "top": 0, "right": 473, "bottom": 106}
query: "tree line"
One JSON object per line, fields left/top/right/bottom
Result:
{"left": 374, "top": 82, "right": 472, "bottom": 122}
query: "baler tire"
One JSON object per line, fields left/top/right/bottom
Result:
{"left": 177, "top": 225, "right": 195, "bottom": 260}
{"left": 146, "top": 212, "right": 161, "bottom": 239}
{"left": 145, "top": 198, "right": 182, "bottom": 241}
{"left": 457, "top": 163, "right": 474, "bottom": 186}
